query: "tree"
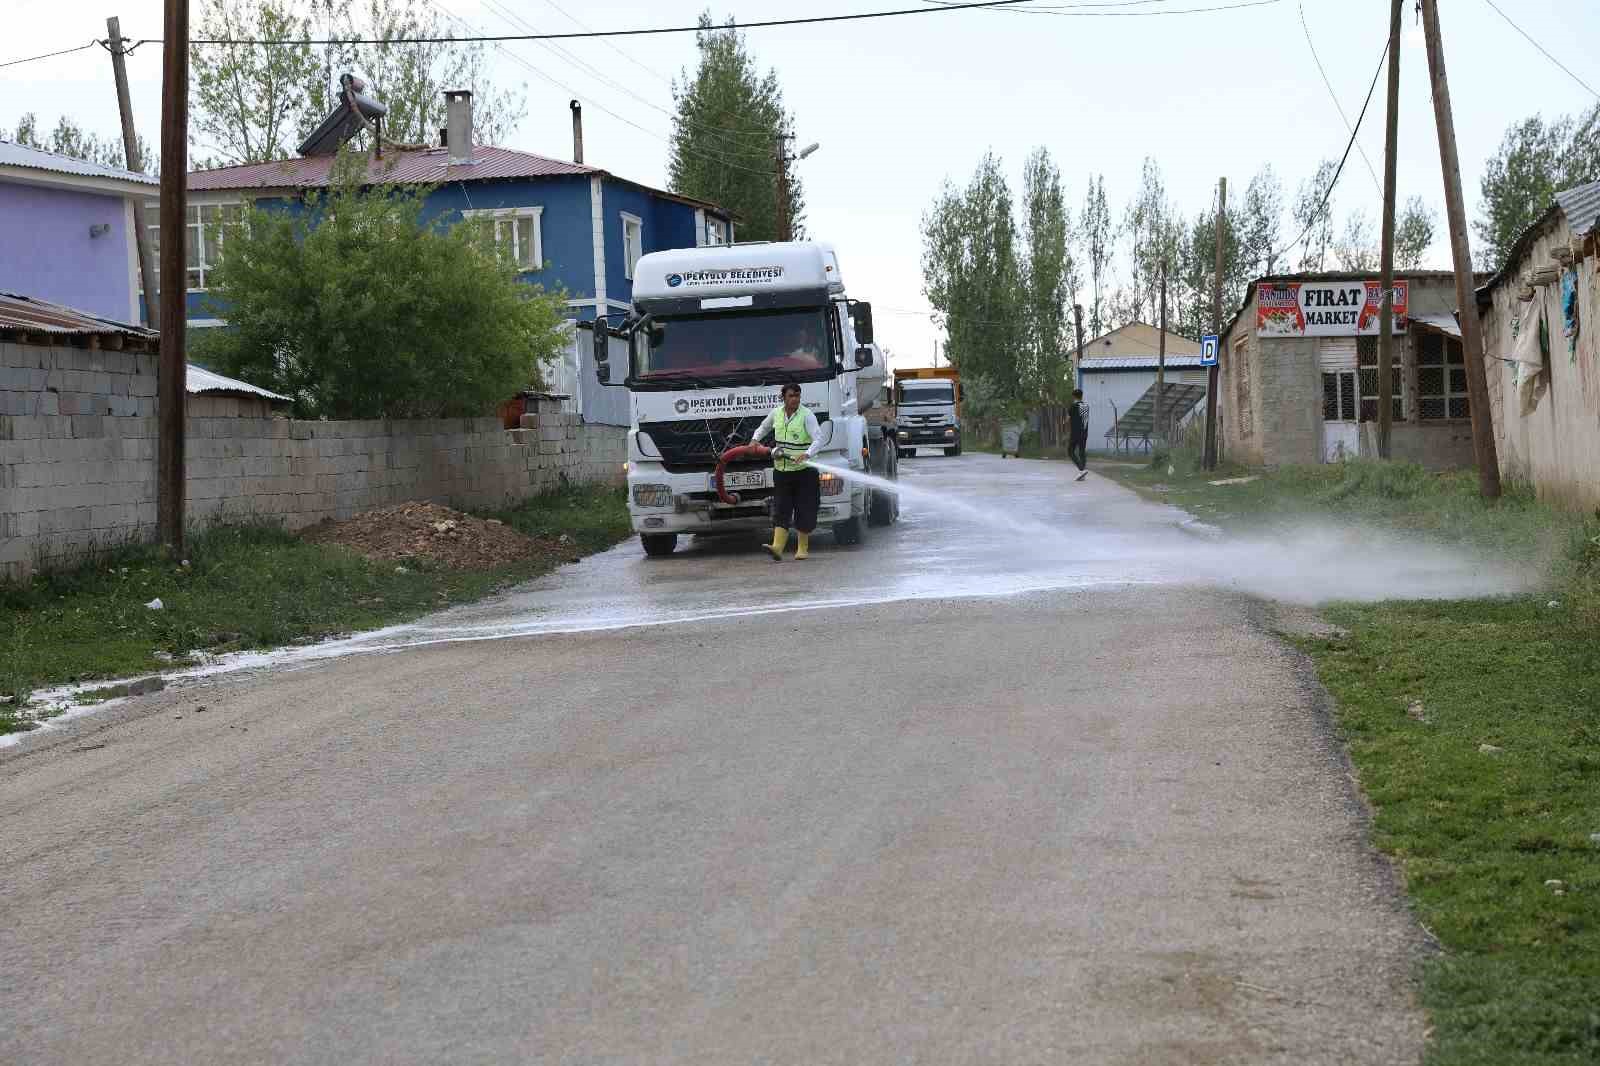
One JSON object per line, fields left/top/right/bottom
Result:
{"left": 1080, "top": 175, "right": 1112, "bottom": 337}
{"left": 920, "top": 153, "right": 1023, "bottom": 398}
{"left": 668, "top": 14, "right": 801, "bottom": 242}
{"left": 1475, "top": 104, "right": 1600, "bottom": 270}
{"left": 1114, "top": 157, "right": 1180, "bottom": 327}
{"left": 196, "top": 151, "right": 568, "bottom": 419}
{"left": 1175, "top": 193, "right": 1245, "bottom": 340}
{"left": 189, "top": 0, "right": 523, "bottom": 167}
{"left": 1020, "top": 148, "right": 1074, "bottom": 407}
{"left": 1394, "top": 196, "right": 1437, "bottom": 269}
{"left": 1291, "top": 159, "right": 1339, "bottom": 271}
{"left": 12, "top": 113, "right": 156, "bottom": 174}
{"left": 1334, "top": 210, "right": 1378, "bottom": 271}
{"left": 1239, "top": 165, "right": 1283, "bottom": 276}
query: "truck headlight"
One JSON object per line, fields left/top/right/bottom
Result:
{"left": 944, "top": 428, "right": 955, "bottom": 437}
{"left": 897, "top": 431, "right": 909, "bottom": 440}
{"left": 632, "top": 483, "right": 672, "bottom": 508}
{"left": 818, "top": 473, "right": 845, "bottom": 497}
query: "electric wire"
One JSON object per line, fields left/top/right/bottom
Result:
{"left": 1480, "top": 0, "right": 1600, "bottom": 101}
{"left": 918, "top": 0, "right": 1282, "bottom": 16}
{"left": 0, "top": 40, "right": 99, "bottom": 70}
{"left": 1299, "top": 0, "right": 1382, "bottom": 196}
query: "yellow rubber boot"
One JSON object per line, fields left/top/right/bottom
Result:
{"left": 765, "top": 527, "right": 789, "bottom": 561}
{"left": 794, "top": 531, "right": 810, "bottom": 560}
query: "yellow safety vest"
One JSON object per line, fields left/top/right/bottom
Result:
{"left": 771, "top": 404, "right": 812, "bottom": 472}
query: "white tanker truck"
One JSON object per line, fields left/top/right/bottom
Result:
{"left": 584, "top": 241, "right": 899, "bottom": 557}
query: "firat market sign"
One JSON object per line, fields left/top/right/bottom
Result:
{"left": 1256, "top": 280, "right": 1408, "bottom": 337}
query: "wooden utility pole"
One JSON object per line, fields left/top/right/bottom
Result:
{"left": 1376, "top": 0, "right": 1402, "bottom": 459}
{"left": 1419, "top": 0, "right": 1502, "bottom": 498}
{"left": 1073, "top": 303, "right": 1086, "bottom": 371}
{"left": 1156, "top": 259, "right": 1168, "bottom": 450}
{"left": 775, "top": 136, "right": 791, "bottom": 242}
{"left": 107, "top": 17, "right": 159, "bottom": 331}
{"left": 1203, "top": 177, "right": 1226, "bottom": 470}
{"left": 157, "top": 0, "right": 190, "bottom": 550}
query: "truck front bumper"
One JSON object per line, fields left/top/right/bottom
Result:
{"left": 627, "top": 461, "right": 856, "bottom": 535}
{"left": 896, "top": 426, "right": 960, "bottom": 446}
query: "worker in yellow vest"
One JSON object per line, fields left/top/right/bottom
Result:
{"left": 749, "top": 382, "right": 823, "bottom": 561}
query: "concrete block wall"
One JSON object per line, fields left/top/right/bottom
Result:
{"left": 2, "top": 388, "right": 625, "bottom": 582}
{"left": 1, "top": 339, "right": 157, "bottom": 418}
{"left": 1253, "top": 337, "right": 1321, "bottom": 467}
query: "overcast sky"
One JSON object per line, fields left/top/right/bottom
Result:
{"left": 6, "top": 0, "right": 1598, "bottom": 369}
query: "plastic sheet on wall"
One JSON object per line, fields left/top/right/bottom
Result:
{"left": 1562, "top": 268, "right": 1580, "bottom": 363}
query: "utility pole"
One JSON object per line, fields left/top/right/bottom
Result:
{"left": 775, "top": 134, "right": 791, "bottom": 242}
{"left": 1155, "top": 259, "right": 1168, "bottom": 451}
{"left": 1376, "top": 0, "right": 1402, "bottom": 460}
{"left": 1203, "top": 177, "right": 1226, "bottom": 470}
{"left": 158, "top": 0, "right": 190, "bottom": 551}
{"left": 107, "top": 17, "right": 158, "bottom": 331}
{"left": 1073, "top": 303, "right": 1086, "bottom": 371}
{"left": 1419, "top": 0, "right": 1502, "bottom": 499}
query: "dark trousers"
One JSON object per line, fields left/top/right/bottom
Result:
{"left": 1068, "top": 432, "right": 1088, "bottom": 472}
{"left": 772, "top": 468, "right": 821, "bottom": 533}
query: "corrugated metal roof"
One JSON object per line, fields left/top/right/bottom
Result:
{"left": 1554, "top": 179, "right": 1600, "bottom": 240}
{"left": 187, "top": 363, "right": 290, "bottom": 403}
{"left": 1079, "top": 355, "right": 1207, "bottom": 371}
{"left": 1410, "top": 312, "right": 1462, "bottom": 338}
{"left": 0, "top": 292, "right": 156, "bottom": 341}
{"left": 0, "top": 139, "right": 159, "bottom": 187}
{"left": 188, "top": 145, "right": 596, "bottom": 191}
{"left": 186, "top": 144, "right": 732, "bottom": 216}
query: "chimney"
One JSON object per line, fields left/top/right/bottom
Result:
{"left": 444, "top": 89, "right": 473, "bottom": 165}
{"left": 570, "top": 99, "right": 584, "bottom": 164}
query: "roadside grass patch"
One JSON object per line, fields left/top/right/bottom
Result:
{"left": 0, "top": 485, "right": 629, "bottom": 730}
{"left": 1103, "top": 455, "right": 1600, "bottom": 1064}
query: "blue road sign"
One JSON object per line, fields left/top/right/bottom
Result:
{"left": 1200, "top": 334, "right": 1220, "bottom": 366}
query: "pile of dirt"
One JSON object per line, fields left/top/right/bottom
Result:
{"left": 303, "top": 502, "right": 557, "bottom": 570}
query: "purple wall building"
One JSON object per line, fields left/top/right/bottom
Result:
{"left": 0, "top": 141, "right": 156, "bottom": 324}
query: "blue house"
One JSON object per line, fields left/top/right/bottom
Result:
{"left": 166, "top": 89, "right": 734, "bottom": 424}
{"left": 0, "top": 140, "right": 157, "bottom": 324}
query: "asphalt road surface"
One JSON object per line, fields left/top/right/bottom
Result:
{"left": 4, "top": 452, "right": 1498, "bottom": 1065}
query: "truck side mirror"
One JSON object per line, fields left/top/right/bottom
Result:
{"left": 851, "top": 301, "right": 874, "bottom": 345}
{"left": 855, "top": 345, "right": 874, "bottom": 368}
{"left": 590, "top": 317, "right": 610, "bottom": 382}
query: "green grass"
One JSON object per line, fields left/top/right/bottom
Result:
{"left": 0, "top": 485, "right": 629, "bottom": 733}
{"left": 1105, "top": 453, "right": 1600, "bottom": 1064}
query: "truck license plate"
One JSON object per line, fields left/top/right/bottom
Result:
{"left": 719, "top": 470, "right": 766, "bottom": 491}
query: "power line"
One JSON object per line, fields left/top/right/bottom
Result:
{"left": 166, "top": 1, "right": 1045, "bottom": 47}
{"left": 1273, "top": 39, "right": 1389, "bottom": 265}
{"left": 0, "top": 40, "right": 99, "bottom": 70}
{"left": 919, "top": 0, "right": 1283, "bottom": 15}
{"left": 1298, "top": 0, "right": 1381, "bottom": 197}
{"left": 1480, "top": 0, "right": 1600, "bottom": 101}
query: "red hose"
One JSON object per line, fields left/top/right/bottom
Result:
{"left": 714, "top": 443, "right": 772, "bottom": 504}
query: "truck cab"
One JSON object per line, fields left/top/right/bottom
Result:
{"left": 893, "top": 368, "right": 963, "bottom": 457}
{"left": 588, "top": 241, "right": 899, "bottom": 557}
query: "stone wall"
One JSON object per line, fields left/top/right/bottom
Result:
{"left": 2, "top": 343, "right": 626, "bottom": 582}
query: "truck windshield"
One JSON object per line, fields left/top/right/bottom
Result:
{"left": 898, "top": 382, "right": 955, "bottom": 405}
{"left": 634, "top": 307, "right": 832, "bottom": 380}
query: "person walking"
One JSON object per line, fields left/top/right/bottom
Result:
{"left": 1068, "top": 388, "right": 1091, "bottom": 482}
{"left": 750, "top": 383, "right": 823, "bottom": 561}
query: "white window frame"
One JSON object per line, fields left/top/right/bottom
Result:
{"left": 142, "top": 198, "right": 242, "bottom": 294}
{"left": 1416, "top": 330, "right": 1470, "bottom": 421}
{"left": 464, "top": 206, "right": 544, "bottom": 273}
{"left": 706, "top": 216, "right": 728, "bottom": 246}
{"left": 621, "top": 211, "right": 643, "bottom": 280}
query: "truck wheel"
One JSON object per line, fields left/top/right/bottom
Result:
{"left": 869, "top": 488, "right": 894, "bottom": 527}
{"left": 944, "top": 444, "right": 961, "bottom": 457}
{"left": 640, "top": 533, "right": 678, "bottom": 557}
{"left": 833, "top": 515, "right": 864, "bottom": 545}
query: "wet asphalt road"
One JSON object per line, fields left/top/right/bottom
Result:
{"left": 0, "top": 454, "right": 1447, "bottom": 1064}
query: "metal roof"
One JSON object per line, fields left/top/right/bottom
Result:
{"left": 1409, "top": 312, "right": 1462, "bottom": 338}
{"left": 1554, "top": 179, "right": 1600, "bottom": 240}
{"left": 187, "top": 363, "right": 290, "bottom": 403}
{"left": 1079, "top": 355, "right": 1207, "bottom": 371}
{"left": 0, "top": 292, "right": 156, "bottom": 342}
{"left": 0, "top": 140, "right": 158, "bottom": 187}
{"left": 187, "top": 145, "right": 732, "bottom": 216}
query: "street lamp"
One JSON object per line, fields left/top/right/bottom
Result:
{"left": 797, "top": 141, "right": 820, "bottom": 160}
{"left": 777, "top": 139, "right": 820, "bottom": 241}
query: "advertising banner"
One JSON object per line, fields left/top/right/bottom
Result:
{"left": 1256, "top": 280, "right": 1408, "bottom": 337}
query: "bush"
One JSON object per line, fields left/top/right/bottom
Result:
{"left": 196, "top": 149, "right": 570, "bottom": 420}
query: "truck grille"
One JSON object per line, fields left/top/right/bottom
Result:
{"left": 641, "top": 414, "right": 831, "bottom": 473}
